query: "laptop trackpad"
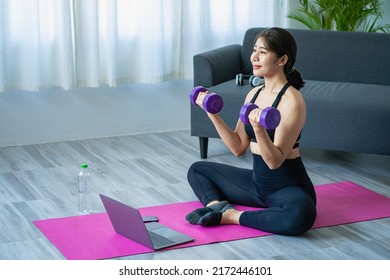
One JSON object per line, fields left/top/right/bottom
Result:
{"left": 146, "top": 222, "right": 179, "bottom": 238}
{"left": 146, "top": 222, "right": 193, "bottom": 242}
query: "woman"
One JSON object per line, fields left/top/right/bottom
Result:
{"left": 186, "top": 27, "right": 316, "bottom": 236}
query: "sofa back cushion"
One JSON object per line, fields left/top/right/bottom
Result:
{"left": 241, "top": 28, "right": 390, "bottom": 86}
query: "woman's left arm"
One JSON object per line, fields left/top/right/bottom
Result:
{"left": 250, "top": 89, "right": 306, "bottom": 169}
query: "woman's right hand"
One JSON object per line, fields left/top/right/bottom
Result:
{"left": 195, "top": 90, "right": 208, "bottom": 110}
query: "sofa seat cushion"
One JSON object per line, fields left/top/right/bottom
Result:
{"left": 301, "top": 80, "right": 390, "bottom": 154}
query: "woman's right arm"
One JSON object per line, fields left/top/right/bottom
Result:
{"left": 207, "top": 113, "right": 249, "bottom": 156}
{"left": 203, "top": 88, "right": 258, "bottom": 157}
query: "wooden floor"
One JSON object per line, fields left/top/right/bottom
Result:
{"left": 0, "top": 129, "right": 389, "bottom": 260}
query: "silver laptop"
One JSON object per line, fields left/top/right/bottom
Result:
{"left": 100, "top": 194, "right": 194, "bottom": 250}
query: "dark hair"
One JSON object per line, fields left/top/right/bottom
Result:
{"left": 257, "top": 27, "right": 304, "bottom": 90}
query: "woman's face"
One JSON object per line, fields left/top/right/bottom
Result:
{"left": 251, "top": 37, "right": 285, "bottom": 77}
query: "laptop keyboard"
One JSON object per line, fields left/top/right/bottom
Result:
{"left": 148, "top": 231, "right": 176, "bottom": 247}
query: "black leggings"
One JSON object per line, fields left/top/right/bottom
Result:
{"left": 187, "top": 154, "right": 317, "bottom": 235}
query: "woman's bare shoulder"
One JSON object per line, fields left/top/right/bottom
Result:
{"left": 244, "top": 85, "right": 263, "bottom": 104}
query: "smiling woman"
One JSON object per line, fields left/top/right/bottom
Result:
{"left": 0, "top": 0, "right": 289, "bottom": 92}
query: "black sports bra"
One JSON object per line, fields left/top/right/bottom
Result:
{"left": 244, "top": 83, "right": 301, "bottom": 149}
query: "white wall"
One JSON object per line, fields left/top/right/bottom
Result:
{"left": 0, "top": 79, "right": 193, "bottom": 147}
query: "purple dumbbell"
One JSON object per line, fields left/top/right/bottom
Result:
{"left": 239, "top": 103, "right": 281, "bottom": 129}
{"left": 190, "top": 86, "right": 223, "bottom": 114}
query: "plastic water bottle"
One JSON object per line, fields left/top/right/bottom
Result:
{"left": 78, "top": 163, "right": 92, "bottom": 214}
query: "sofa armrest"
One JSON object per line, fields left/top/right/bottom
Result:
{"left": 193, "top": 44, "right": 242, "bottom": 88}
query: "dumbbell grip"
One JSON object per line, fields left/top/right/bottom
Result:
{"left": 239, "top": 103, "right": 258, "bottom": 125}
{"left": 190, "top": 86, "right": 205, "bottom": 106}
{"left": 190, "top": 86, "right": 223, "bottom": 114}
{"left": 240, "top": 103, "right": 281, "bottom": 129}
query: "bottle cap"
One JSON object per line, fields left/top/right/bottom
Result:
{"left": 80, "top": 163, "right": 88, "bottom": 169}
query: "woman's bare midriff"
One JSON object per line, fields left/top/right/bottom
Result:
{"left": 250, "top": 142, "right": 301, "bottom": 159}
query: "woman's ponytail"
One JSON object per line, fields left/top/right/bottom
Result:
{"left": 286, "top": 67, "right": 305, "bottom": 90}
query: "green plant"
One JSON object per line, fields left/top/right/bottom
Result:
{"left": 288, "top": 0, "right": 390, "bottom": 33}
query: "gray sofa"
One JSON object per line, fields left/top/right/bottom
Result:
{"left": 191, "top": 27, "right": 390, "bottom": 158}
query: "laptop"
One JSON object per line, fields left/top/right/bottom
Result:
{"left": 99, "top": 194, "right": 194, "bottom": 250}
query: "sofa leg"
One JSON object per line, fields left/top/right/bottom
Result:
{"left": 199, "top": 137, "right": 209, "bottom": 159}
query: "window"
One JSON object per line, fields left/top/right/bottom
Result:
{"left": 0, "top": 0, "right": 289, "bottom": 92}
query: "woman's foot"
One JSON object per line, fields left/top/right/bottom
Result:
{"left": 185, "top": 201, "right": 229, "bottom": 224}
{"left": 198, "top": 204, "right": 241, "bottom": 226}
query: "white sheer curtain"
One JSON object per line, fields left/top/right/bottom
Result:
{"left": 0, "top": 0, "right": 74, "bottom": 91}
{"left": 0, "top": 0, "right": 290, "bottom": 92}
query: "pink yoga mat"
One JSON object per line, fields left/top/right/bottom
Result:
{"left": 33, "top": 181, "right": 390, "bottom": 260}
